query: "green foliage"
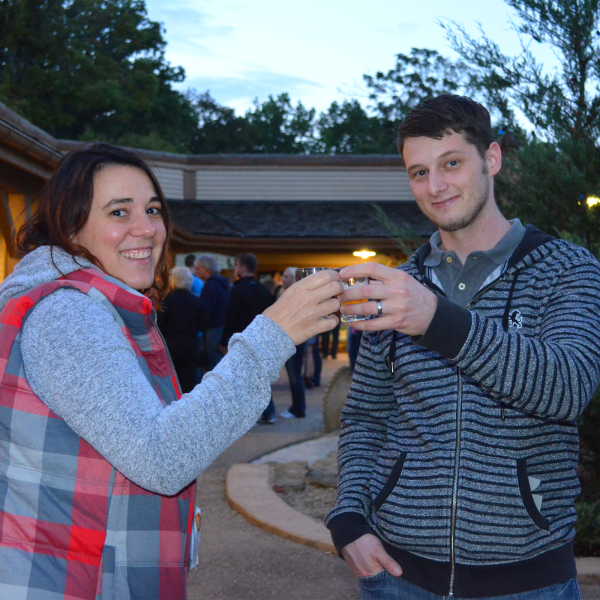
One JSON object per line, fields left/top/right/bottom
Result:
{"left": 190, "top": 91, "right": 317, "bottom": 154}
{"left": 575, "top": 500, "right": 600, "bottom": 555}
{"left": 316, "top": 100, "right": 395, "bottom": 154}
{"left": 364, "top": 48, "right": 474, "bottom": 124}
{"left": 443, "top": 0, "right": 600, "bottom": 142}
{"left": 496, "top": 137, "right": 600, "bottom": 256}
{"left": 0, "top": 0, "right": 197, "bottom": 152}
{"left": 371, "top": 204, "right": 422, "bottom": 258}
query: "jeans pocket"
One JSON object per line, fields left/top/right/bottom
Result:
{"left": 358, "top": 569, "right": 388, "bottom": 583}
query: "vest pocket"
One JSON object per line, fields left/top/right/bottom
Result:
{"left": 373, "top": 453, "right": 407, "bottom": 512}
{"left": 516, "top": 458, "right": 549, "bottom": 531}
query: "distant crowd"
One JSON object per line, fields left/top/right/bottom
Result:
{"left": 157, "top": 253, "right": 362, "bottom": 423}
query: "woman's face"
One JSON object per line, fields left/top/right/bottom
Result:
{"left": 74, "top": 165, "right": 166, "bottom": 290}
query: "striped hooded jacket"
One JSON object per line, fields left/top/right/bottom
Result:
{"left": 326, "top": 226, "right": 600, "bottom": 598}
{"left": 0, "top": 268, "right": 195, "bottom": 600}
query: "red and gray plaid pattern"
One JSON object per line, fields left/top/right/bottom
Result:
{"left": 0, "top": 268, "right": 196, "bottom": 599}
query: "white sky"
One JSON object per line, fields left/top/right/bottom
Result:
{"left": 144, "top": 0, "right": 561, "bottom": 117}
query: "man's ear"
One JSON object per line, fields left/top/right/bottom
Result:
{"left": 487, "top": 141, "right": 502, "bottom": 176}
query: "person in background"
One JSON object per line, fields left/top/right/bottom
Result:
{"left": 346, "top": 326, "right": 363, "bottom": 373}
{"left": 320, "top": 321, "right": 340, "bottom": 359}
{"left": 195, "top": 254, "right": 230, "bottom": 370}
{"left": 0, "top": 142, "right": 343, "bottom": 597}
{"left": 185, "top": 253, "right": 203, "bottom": 295}
{"left": 303, "top": 335, "right": 322, "bottom": 388}
{"left": 157, "top": 266, "right": 210, "bottom": 393}
{"left": 220, "top": 252, "right": 277, "bottom": 423}
{"left": 280, "top": 267, "right": 306, "bottom": 419}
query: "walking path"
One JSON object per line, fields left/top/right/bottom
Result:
{"left": 188, "top": 353, "right": 600, "bottom": 599}
{"left": 187, "top": 355, "right": 358, "bottom": 600}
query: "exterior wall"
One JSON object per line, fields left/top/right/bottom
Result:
{"left": 151, "top": 165, "right": 185, "bottom": 200}
{"left": 193, "top": 168, "right": 414, "bottom": 202}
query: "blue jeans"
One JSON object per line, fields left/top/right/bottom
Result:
{"left": 358, "top": 571, "right": 580, "bottom": 600}
{"left": 285, "top": 342, "right": 306, "bottom": 417}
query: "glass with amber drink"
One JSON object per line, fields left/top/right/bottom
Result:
{"left": 295, "top": 267, "right": 370, "bottom": 323}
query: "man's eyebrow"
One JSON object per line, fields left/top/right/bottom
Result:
{"left": 407, "top": 149, "right": 464, "bottom": 173}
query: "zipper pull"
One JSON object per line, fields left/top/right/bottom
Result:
{"left": 501, "top": 405, "right": 505, "bottom": 420}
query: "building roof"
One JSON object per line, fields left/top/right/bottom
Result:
{"left": 168, "top": 200, "right": 434, "bottom": 240}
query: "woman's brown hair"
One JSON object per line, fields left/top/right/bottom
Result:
{"left": 16, "top": 142, "right": 172, "bottom": 303}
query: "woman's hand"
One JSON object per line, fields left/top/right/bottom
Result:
{"left": 263, "top": 270, "right": 343, "bottom": 346}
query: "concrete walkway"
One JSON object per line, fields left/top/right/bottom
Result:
{"left": 187, "top": 355, "right": 359, "bottom": 600}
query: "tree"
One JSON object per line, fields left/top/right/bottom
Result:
{"left": 190, "top": 92, "right": 317, "bottom": 154}
{"left": 316, "top": 100, "right": 396, "bottom": 154}
{"left": 364, "top": 48, "right": 474, "bottom": 125}
{"left": 0, "top": 0, "right": 197, "bottom": 152}
{"left": 444, "top": 1, "right": 600, "bottom": 256}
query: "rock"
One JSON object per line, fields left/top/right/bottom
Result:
{"left": 269, "top": 461, "right": 308, "bottom": 492}
{"left": 322, "top": 366, "right": 352, "bottom": 433}
{"left": 308, "top": 451, "right": 338, "bottom": 489}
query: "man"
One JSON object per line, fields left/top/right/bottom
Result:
{"left": 184, "top": 254, "right": 204, "bottom": 295}
{"left": 195, "top": 254, "right": 230, "bottom": 370}
{"left": 279, "top": 267, "right": 306, "bottom": 419}
{"left": 326, "top": 95, "right": 600, "bottom": 599}
{"left": 220, "top": 252, "right": 276, "bottom": 423}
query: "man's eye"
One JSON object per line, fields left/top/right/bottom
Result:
{"left": 413, "top": 170, "right": 427, "bottom": 178}
{"left": 447, "top": 160, "right": 459, "bottom": 167}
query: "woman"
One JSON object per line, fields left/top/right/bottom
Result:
{"left": 0, "top": 143, "right": 341, "bottom": 599}
{"left": 157, "top": 266, "right": 210, "bottom": 393}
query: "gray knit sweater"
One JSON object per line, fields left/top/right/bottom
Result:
{"left": 326, "top": 227, "right": 600, "bottom": 598}
{"left": 0, "top": 247, "right": 295, "bottom": 496}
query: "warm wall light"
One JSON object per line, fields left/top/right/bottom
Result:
{"left": 587, "top": 196, "right": 600, "bottom": 208}
{"left": 353, "top": 250, "right": 376, "bottom": 259}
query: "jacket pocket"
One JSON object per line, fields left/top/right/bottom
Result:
{"left": 516, "top": 458, "right": 549, "bottom": 531}
{"left": 373, "top": 453, "right": 407, "bottom": 512}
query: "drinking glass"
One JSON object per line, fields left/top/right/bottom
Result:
{"left": 295, "top": 267, "right": 371, "bottom": 323}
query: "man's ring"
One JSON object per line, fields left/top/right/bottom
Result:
{"left": 376, "top": 300, "right": 383, "bottom": 317}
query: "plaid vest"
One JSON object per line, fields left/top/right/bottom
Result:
{"left": 0, "top": 268, "right": 196, "bottom": 600}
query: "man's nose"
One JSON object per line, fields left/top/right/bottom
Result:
{"left": 427, "top": 169, "right": 448, "bottom": 197}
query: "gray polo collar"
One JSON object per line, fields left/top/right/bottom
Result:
{"left": 424, "top": 219, "right": 526, "bottom": 267}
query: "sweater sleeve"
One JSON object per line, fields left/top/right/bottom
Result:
{"left": 417, "top": 255, "right": 600, "bottom": 422}
{"left": 21, "top": 288, "right": 295, "bottom": 496}
{"left": 325, "top": 330, "right": 396, "bottom": 553}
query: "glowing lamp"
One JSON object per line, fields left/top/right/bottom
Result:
{"left": 587, "top": 196, "right": 600, "bottom": 208}
{"left": 353, "top": 250, "right": 376, "bottom": 259}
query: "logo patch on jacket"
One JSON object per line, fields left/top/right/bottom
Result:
{"left": 508, "top": 309, "right": 523, "bottom": 329}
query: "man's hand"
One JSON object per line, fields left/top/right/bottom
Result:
{"left": 341, "top": 533, "right": 402, "bottom": 578}
{"left": 337, "top": 263, "right": 437, "bottom": 336}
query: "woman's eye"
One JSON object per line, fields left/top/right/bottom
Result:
{"left": 110, "top": 209, "right": 126, "bottom": 217}
{"left": 147, "top": 206, "right": 162, "bottom": 215}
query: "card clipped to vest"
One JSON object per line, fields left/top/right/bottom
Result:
{"left": 189, "top": 506, "right": 202, "bottom": 569}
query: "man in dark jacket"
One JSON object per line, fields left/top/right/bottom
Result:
{"left": 195, "top": 255, "right": 230, "bottom": 370}
{"left": 220, "top": 252, "right": 276, "bottom": 423}
{"left": 326, "top": 95, "right": 600, "bottom": 600}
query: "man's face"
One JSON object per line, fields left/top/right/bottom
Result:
{"left": 196, "top": 265, "right": 211, "bottom": 281}
{"left": 233, "top": 260, "right": 246, "bottom": 281}
{"left": 403, "top": 131, "right": 500, "bottom": 233}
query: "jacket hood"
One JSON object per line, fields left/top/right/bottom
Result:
{"left": 0, "top": 246, "right": 94, "bottom": 311}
